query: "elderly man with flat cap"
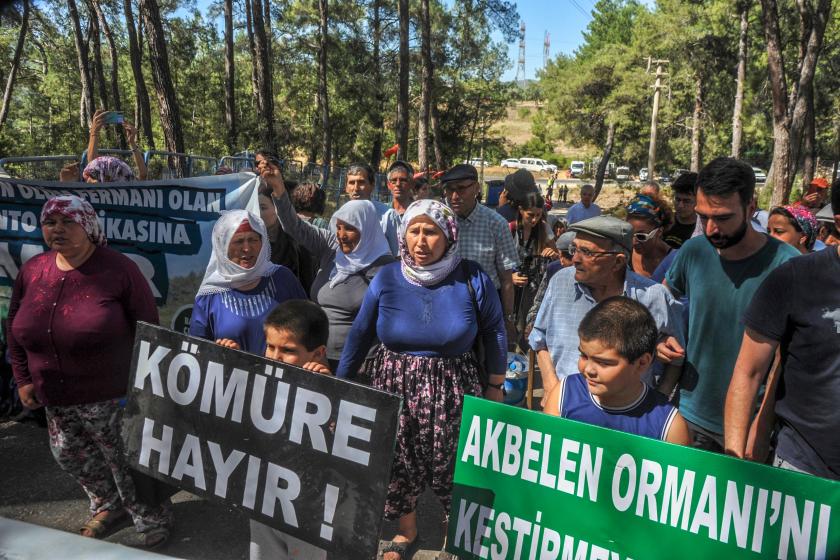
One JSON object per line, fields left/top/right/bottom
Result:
{"left": 529, "top": 215, "right": 685, "bottom": 400}
{"left": 442, "top": 163, "right": 520, "bottom": 340}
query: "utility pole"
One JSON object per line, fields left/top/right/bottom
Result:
{"left": 646, "top": 58, "right": 669, "bottom": 177}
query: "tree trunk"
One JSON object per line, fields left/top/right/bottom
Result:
{"left": 250, "top": 0, "right": 276, "bottom": 152}
{"left": 690, "top": 75, "right": 704, "bottom": 172}
{"left": 68, "top": 0, "right": 96, "bottom": 126}
{"left": 244, "top": 0, "right": 260, "bottom": 116}
{"left": 593, "top": 121, "right": 615, "bottom": 201}
{"left": 317, "top": 0, "right": 330, "bottom": 168}
{"left": 92, "top": 0, "right": 126, "bottom": 149}
{"left": 801, "top": 85, "right": 816, "bottom": 187}
{"left": 431, "top": 100, "right": 445, "bottom": 169}
{"left": 86, "top": 1, "right": 109, "bottom": 110}
{"left": 0, "top": 0, "right": 30, "bottom": 130}
{"left": 140, "top": 0, "right": 185, "bottom": 171}
{"left": 124, "top": 0, "right": 154, "bottom": 149}
{"left": 731, "top": 1, "right": 749, "bottom": 158}
{"left": 417, "top": 0, "right": 432, "bottom": 172}
{"left": 369, "top": 0, "right": 384, "bottom": 169}
{"left": 223, "top": 0, "right": 236, "bottom": 152}
{"left": 395, "top": 0, "right": 409, "bottom": 159}
{"left": 761, "top": 0, "right": 831, "bottom": 206}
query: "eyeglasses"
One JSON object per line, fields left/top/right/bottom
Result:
{"left": 568, "top": 244, "right": 623, "bottom": 258}
{"left": 443, "top": 182, "right": 476, "bottom": 195}
{"left": 632, "top": 227, "right": 661, "bottom": 243}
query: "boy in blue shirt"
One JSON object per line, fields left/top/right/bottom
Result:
{"left": 250, "top": 299, "right": 330, "bottom": 560}
{"left": 544, "top": 296, "right": 690, "bottom": 445}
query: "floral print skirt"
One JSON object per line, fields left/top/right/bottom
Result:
{"left": 364, "top": 345, "right": 483, "bottom": 519}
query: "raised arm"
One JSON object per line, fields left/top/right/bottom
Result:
{"left": 124, "top": 121, "right": 148, "bottom": 180}
{"left": 262, "top": 167, "right": 337, "bottom": 261}
{"left": 86, "top": 109, "right": 107, "bottom": 163}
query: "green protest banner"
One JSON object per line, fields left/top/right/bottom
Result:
{"left": 446, "top": 396, "right": 840, "bottom": 560}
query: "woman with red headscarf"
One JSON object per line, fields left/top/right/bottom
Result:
{"left": 189, "top": 210, "right": 306, "bottom": 354}
{"left": 7, "top": 195, "right": 172, "bottom": 546}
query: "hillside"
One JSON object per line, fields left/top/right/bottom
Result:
{"left": 492, "top": 101, "right": 593, "bottom": 158}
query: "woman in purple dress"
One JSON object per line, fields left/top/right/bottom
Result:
{"left": 8, "top": 195, "right": 172, "bottom": 546}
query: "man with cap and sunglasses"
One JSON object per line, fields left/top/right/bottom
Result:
{"left": 440, "top": 163, "right": 520, "bottom": 341}
{"left": 529, "top": 215, "right": 685, "bottom": 401}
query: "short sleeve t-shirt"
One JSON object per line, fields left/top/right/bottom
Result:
{"left": 743, "top": 247, "right": 840, "bottom": 479}
{"left": 664, "top": 219, "right": 696, "bottom": 249}
{"left": 665, "top": 235, "right": 798, "bottom": 434}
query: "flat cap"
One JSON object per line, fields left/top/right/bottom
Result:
{"left": 504, "top": 168, "right": 538, "bottom": 201}
{"left": 569, "top": 215, "right": 633, "bottom": 252}
{"left": 440, "top": 163, "right": 478, "bottom": 183}
{"left": 555, "top": 231, "right": 576, "bottom": 252}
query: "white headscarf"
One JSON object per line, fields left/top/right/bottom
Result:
{"left": 329, "top": 200, "right": 392, "bottom": 288}
{"left": 399, "top": 199, "right": 462, "bottom": 287}
{"left": 197, "top": 210, "right": 279, "bottom": 296}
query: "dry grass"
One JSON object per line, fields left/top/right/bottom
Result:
{"left": 491, "top": 101, "right": 593, "bottom": 159}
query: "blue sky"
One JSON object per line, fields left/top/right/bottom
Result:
{"left": 499, "top": 0, "right": 594, "bottom": 82}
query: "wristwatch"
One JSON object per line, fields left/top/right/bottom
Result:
{"left": 487, "top": 381, "right": 505, "bottom": 392}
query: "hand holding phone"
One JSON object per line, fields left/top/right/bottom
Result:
{"left": 103, "top": 111, "right": 124, "bottom": 125}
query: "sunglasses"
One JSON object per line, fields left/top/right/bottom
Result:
{"left": 633, "top": 227, "right": 661, "bottom": 243}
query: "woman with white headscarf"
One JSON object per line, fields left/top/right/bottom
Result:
{"left": 336, "top": 199, "right": 507, "bottom": 560}
{"left": 263, "top": 170, "right": 394, "bottom": 370}
{"left": 189, "top": 210, "right": 306, "bottom": 354}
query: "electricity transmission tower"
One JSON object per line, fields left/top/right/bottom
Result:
{"left": 515, "top": 21, "right": 526, "bottom": 86}
{"left": 543, "top": 31, "right": 550, "bottom": 69}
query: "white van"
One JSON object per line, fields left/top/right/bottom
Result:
{"left": 518, "top": 157, "right": 557, "bottom": 173}
{"left": 570, "top": 161, "right": 585, "bottom": 178}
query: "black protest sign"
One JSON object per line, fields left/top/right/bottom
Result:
{"left": 121, "top": 323, "right": 402, "bottom": 559}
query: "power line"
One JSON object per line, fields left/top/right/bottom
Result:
{"left": 568, "top": 0, "right": 591, "bottom": 19}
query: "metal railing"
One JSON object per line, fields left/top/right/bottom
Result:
{"left": 0, "top": 155, "right": 78, "bottom": 181}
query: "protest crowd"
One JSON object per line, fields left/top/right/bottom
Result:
{"left": 2, "top": 124, "right": 840, "bottom": 560}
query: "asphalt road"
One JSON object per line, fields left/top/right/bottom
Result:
{"left": 0, "top": 418, "right": 455, "bottom": 559}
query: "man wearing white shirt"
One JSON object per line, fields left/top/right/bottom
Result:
{"left": 566, "top": 184, "right": 601, "bottom": 224}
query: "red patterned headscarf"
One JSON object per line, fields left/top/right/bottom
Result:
{"left": 40, "top": 195, "right": 106, "bottom": 246}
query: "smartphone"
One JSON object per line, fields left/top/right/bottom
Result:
{"left": 103, "top": 111, "right": 124, "bottom": 125}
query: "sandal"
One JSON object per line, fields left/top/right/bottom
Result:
{"left": 381, "top": 533, "right": 421, "bottom": 560}
{"left": 79, "top": 509, "right": 131, "bottom": 539}
{"left": 142, "top": 526, "right": 170, "bottom": 549}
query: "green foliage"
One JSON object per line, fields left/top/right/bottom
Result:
{"left": 0, "top": 0, "right": 517, "bottom": 169}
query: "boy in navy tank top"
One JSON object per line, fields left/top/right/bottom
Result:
{"left": 544, "top": 296, "right": 690, "bottom": 445}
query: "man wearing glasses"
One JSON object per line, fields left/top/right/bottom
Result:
{"left": 441, "top": 163, "right": 520, "bottom": 341}
{"left": 529, "top": 215, "right": 685, "bottom": 400}
{"left": 665, "top": 172, "right": 699, "bottom": 249}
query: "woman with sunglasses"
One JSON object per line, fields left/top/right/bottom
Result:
{"left": 625, "top": 193, "right": 676, "bottom": 282}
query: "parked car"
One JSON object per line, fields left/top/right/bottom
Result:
{"left": 657, "top": 171, "right": 672, "bottom": 184}
{"left": 615, "top": 166, "right": 631, "bottom": 182}
{"left": 639, "top": 167, "right": 649, "bottom": 181}
{"left": 518, "top": 157, "right": 557, "bottom": 173}
{"left": 465, "top": 158, "right": 490, "bottom": 168}
{"left": 570, "top": 160, "right": 585, "bottom": 178}
{"left": 673, "top": 168, "right": 690, "bottom": 180}
{"left": 752, "top": 167, "right": 767, "bottom": 183}
{"left": 501, "top": 158, "right": 521, "bottom": 169}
